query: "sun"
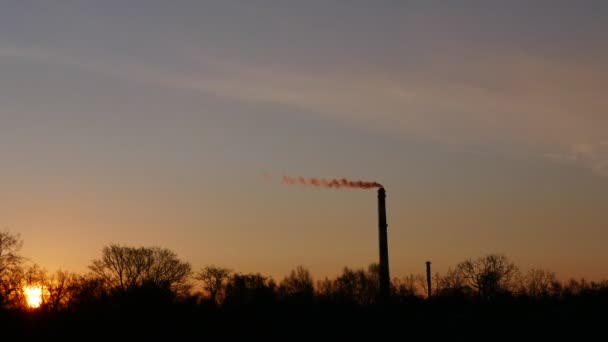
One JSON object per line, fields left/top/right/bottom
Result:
{"left": 24, "top": 286, "right": 43, "bottom": 309}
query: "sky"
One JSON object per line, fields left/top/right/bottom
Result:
{"left": 1, "top": 1, "right": 607, "bottom": 281}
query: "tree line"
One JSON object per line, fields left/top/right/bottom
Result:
{"left": 1, "top": 231, "right": 606, "bottom": 337}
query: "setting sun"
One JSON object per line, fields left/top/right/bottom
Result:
{"left": 24, "top": 286, "right": 43, "bottom": 309}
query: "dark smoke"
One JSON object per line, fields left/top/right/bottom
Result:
{"left": 282, "top": 176, "right": 382, "bottom": 189}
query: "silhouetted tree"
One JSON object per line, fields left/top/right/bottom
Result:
{"left": 224, "top": 273, "right": 276, "bottom": 307}
{"left": 1, "top": 243, "right": 608, "bottom": 338}
{"left": 20, "top": 264, "right": 46, "bottom": 307}
{"left": 522, "top": 268, "right": 556, "bottom": 298}
{"left": 44, "top": 270, "right": 79, "bottom": 312}
{"left": 452, "top": 254, "right": 520, "bottom": 299}
{"left": 316, "top": 277, "right": 334, "bottom": 301}
{"left": 0, "top": 231, "right": 24, "bottom": 307}
{"left": 195, "top": 265, "right": 231, "bottom": 305}
{"left": 66, "top": 275, "right": 106, "bottom": 309}
{"left": 392, "top": 274, "right": 422, "bottom": 298}
{"left": 562, "top": 278, "right": 588, "bottom": 297}
{"left": 366, "top": 263, "right": 381, "bottom": 294}
{"left": 279, "top": 265, "right": 314, "bottom": 303}
{"left": 436, "top": 268, "right": 472, "bottom": 297}
{"left": 413, "top": 272, "right": 443, "bottom": 298}
{"left": 89, "top": 244, "right": 191, "bottom": 296}
{"left": 328, "top": 265, "right": 379, "bottom": 305}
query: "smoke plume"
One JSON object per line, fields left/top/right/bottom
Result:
{"left": 282, "top": 176, "right": 382, "bottom": 189}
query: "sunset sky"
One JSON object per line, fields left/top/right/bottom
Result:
{"left": 1, "top": 1, "right": 607, "bottom": 281}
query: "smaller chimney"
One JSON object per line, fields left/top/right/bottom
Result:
{"left": 426, "top": 261, "right": 432, "bottom": 299}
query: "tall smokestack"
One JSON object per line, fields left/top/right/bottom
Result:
{"left": 378, "top": 187, "right": 390, "bottom": 302}
{"left": 426, "top": 261, "right": 432, "bottom": 299}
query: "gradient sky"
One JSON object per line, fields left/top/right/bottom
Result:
{"left": 1, "top": 1, "right": 607, "bottom": 281}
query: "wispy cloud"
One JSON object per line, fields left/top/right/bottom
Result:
{"left": 3, "top": 45, "right": 607, "bottom": 176}
{"left": 546, "top": 142, "right": 608, "bottom": 177}
{"left": 176, "top": 49, "right": 608, "bottom": 172}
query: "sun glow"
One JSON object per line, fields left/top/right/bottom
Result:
{"left": 24, "top": 286, "right": 43, "bottom": 308}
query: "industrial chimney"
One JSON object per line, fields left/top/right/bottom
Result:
{"left": 378, "top": 187, "right": 390, "bottom": 302}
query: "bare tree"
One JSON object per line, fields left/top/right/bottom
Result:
{"left": 279, "top": 265, "right": 314, "bottom": 301}
{"left": 522, "top": 268, "right": 556, "bottom": 298}
{"left": 393, "top": 274, "right": 423, "bottom": 297}
{"left": 66, "top": 275, "right": 106, "bottom": 308}
{"left": 224, "top": 273, "right": 277, "bottom": 306}
{"left": 453, "top": 254, "right": 520, "bottom": 299}
{"left": 429, "top": 272, "right": 447, "bottom": 296}
{"left": 562, "top": 278, "right": 590, "bottom": 297}
{"left": 44, "top": 270, "right": 79, "bottom": 311}
{"left": 195, "top": 265, "right": 232, "bottom": 305}
{"left": 316, "top": 277, "right": 334, "bottom": 299}
{"left": 0, "top": 231, "right": 25, "bottom": 307}
{"left": 414, "top": 273, "right": 428, "bottom": 297}
{"left": 329, "top": 265, "right": 379, "bottom": 305}
{"left": 89, "top": 244, "right": 191, "bottom": 294}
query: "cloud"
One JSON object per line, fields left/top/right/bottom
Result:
{"left": 545, "top": 142, "right": 608, "bottom": 177}
{"left": 177, "top": 48, "right": 608, "bottom": 153}
{"left": 3, "top": 45, "right": 607, "bottom": 177}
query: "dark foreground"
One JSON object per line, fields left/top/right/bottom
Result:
{"left": 2, "top": 296, "right": 606, "bottom": 339}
